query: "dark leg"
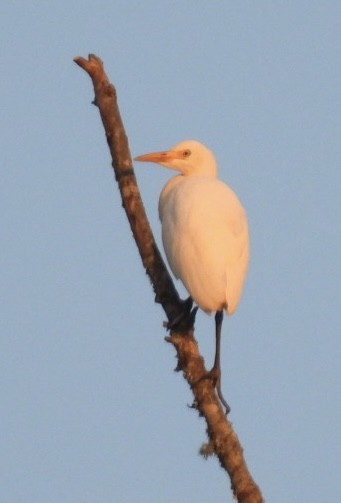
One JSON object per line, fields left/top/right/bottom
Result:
{"left": 212, "top": 310, "right": 230, "bottom": 414}
{"left": 190, "top": 310, "right": 230, "bottom": 414}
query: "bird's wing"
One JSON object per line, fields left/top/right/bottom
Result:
{"left": 160, "top": 177, "right": 249, "bottom": 314}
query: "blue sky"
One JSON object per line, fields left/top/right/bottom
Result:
{"left": 1, "top": 2, "right": 340, "bottom": 502}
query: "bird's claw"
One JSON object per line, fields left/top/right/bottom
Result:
{"left": 165, "top": 298, "right": 197, "bottom": 331}
{"left": 193, "top": 368, "right": 231, "bottom": 415}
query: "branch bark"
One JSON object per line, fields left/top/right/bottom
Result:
{"left": 74, "top": 53, "right": 265, "bottom": 503}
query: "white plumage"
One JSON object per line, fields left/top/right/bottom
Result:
{"left": 135, "top": 140, "right": 249, "bottom": 316}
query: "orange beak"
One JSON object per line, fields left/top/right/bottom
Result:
{"left": 134, "top": 150, "right": 182, "bottom": 164}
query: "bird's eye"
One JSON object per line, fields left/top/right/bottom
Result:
{"left": 182, "top": 149, "right": 191, "bottom": 158}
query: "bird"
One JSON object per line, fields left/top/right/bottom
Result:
{"left": 134, "top": 140, "right": 249, "bottom": 413}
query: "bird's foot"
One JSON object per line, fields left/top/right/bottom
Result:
{"left": 165, "top": 298, "right": 198, "bottom": 331}
{"left": 194, "top": 367, "right": 230, "bottom": 415}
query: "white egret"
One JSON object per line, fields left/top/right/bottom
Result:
{"left": 135, "top": 140, "right": 249, "bottom": 412}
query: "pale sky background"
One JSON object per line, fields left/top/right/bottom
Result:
{"left": 1, "top": 2, "right": 340, "bottom": 502}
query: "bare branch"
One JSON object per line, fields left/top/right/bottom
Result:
{"left": 74, "top": 54, "right": 182, "bottom": 323}
{"left": 74, "top": 53, "right": 265, "bottom": 503}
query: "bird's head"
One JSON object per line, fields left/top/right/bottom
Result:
{"left": 134, "top": 140, "right": 217, "bottom": 177}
